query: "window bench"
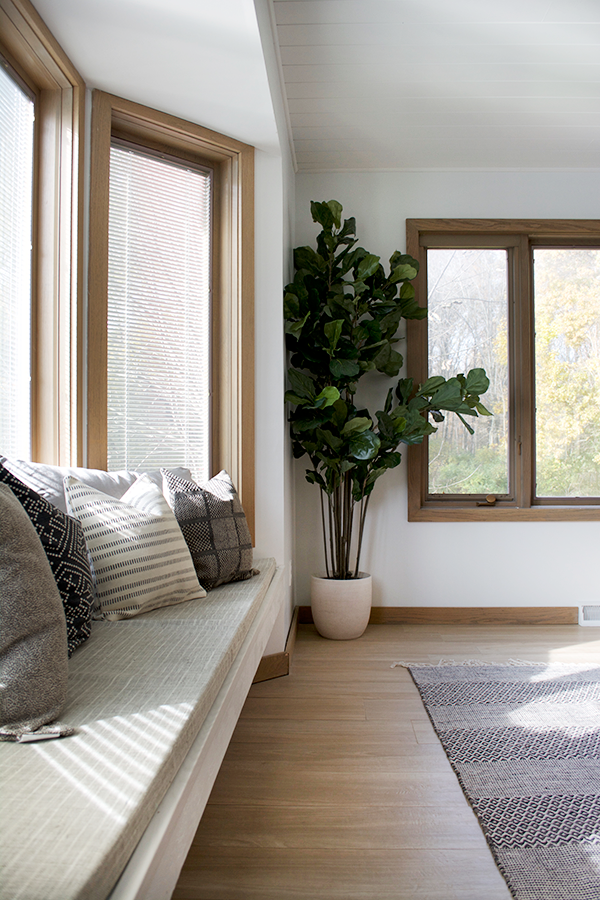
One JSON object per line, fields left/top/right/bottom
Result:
{"left": 1, "top": 558, "right": 284, "bottom": 900}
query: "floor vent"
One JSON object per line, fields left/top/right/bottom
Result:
{"left": 579, "top": 606, "right": 600, "bottom": 626}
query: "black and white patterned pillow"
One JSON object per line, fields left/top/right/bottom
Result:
{"left": 161, "top": 469, "right": 258, "bottom": 590}
{"left": 0, "top": 463, "right": 94, "bottom": 657}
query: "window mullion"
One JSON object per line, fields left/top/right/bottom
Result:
{"left": 510, "top": 235, "right": 534, "bottom": 508}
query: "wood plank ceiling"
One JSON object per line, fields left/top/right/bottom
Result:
{"left": 272, "top": 0, "right": 600, "bottom": 171}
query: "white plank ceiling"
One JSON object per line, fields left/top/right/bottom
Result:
{"left": 272, "top": 0, "right": 600, "bottom": 171}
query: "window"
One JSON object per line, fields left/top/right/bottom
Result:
{"left": 107, "top": 142, "right": 212, "bottom": 482}
{"left": 88, "top": 92, "right": 255, "bottom": 534}
{"left": 0, "top": 0, "right": 84, "bottom": 465}
{"left": 0, "top": 59, "right": 34, "bottom": 459}
{"left": 406, "top": 219, "right": 600, "bottom": 521}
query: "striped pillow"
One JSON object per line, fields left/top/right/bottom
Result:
{"left": 64, "top": 475, "right": 206, "bottom": 620}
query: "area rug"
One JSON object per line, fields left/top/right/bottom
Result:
{"left": 402, "top": 662, "right": 600, "bottom": 900}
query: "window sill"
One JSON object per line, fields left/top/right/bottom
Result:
{"left": 409, "top": 504, "right": 600, "bottom": 522}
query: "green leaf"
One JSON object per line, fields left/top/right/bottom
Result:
{"left": 288, "top": 368, "right": 316, "bottom": 401}
{"left": 310, "top": 201, "right": 335, "bottom": 230}
{"left": 349, "top": 431, "right": 381, "bottom": 460}
{"left": 315, "top": 386, "right": 340, "bottom": 408}
{"left": 389, "top": 251, "right": 419, "bottom": 274}
{"left": 395, "top": 377, "right": 414, "bottom": 404}
{"left": 417, "top": 376, "right": 446, "bottom": 396}
{"left": 283, "top": 292, "right": 300, "bottom": 319}
{"left": 294, "top": 245, "right": 325, "bottom": 273}
{"left": 331, "top": 398, "right": 348, "bottom": 427}
{"left": 329, "top": 358, "right": 361, "bottom": 379}
{"left": 338, "top": 217, "right": 356, "bottom": 241}
{"left": 356, "top": 253, "right": 381, "bottom": 280}
{"left": 324, "top": 319, "right": 343, "bottom": 353}
{"left": 372, "top": 343, "right": 403, "bottom": 377}
{"left": 465, "top": 367, "right": 491, "bottom": 395}
{"left": 429, "top": 377, "right": 463, "bottom": 410}
{"left": 476, "top": 401, "right": 493, "bottom": 416}
{"left": 327, "top": 200, "right": 343, "bottom": 228}
{"left": 389, "top": 263, "right": 417, "bottom": 283}
{"left": 342, "top": 416, "right": 372, "bottom": 436}
{"left": 316, "top": 427, "right": 343, "bottom": 451}
{"left": 284, "top": 391, "right": 310, "bottom": 406}
{"left": 284, "top": 311, "right": 309, "bottom": 338}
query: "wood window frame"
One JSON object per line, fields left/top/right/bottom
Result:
{"left": 406, "top": 218, "right": 600, "bottom": 522}
{"left": 88, "top": 91, "right": 255, "bottom": 537}
{"left": 0, "top": 0, "right": 84, "bottom": 464}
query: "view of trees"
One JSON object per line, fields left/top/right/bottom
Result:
{"left": 427, "top": 248, "right": 509, "bottom": 494}
{"left": 426, "top": 246, "right": 600, "bottom": 498}
{"left": 535, "top": 249, "right": 600, "bottom": 497}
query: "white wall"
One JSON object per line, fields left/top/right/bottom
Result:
{"left": 253, "top": 0, "right": 296, "bottom": 653}
{"left": 294, "top": 170, "right": 600, "bottom": 609}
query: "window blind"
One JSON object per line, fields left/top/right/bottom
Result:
{"left": 107, "top": 143, "right": 212, "bottom": 482}
{"left": 0, "top": 63, "right": 34, "bottom": 459}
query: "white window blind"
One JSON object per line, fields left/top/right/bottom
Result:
{"left": 0, "top": 63, "right": 34, "bottom": 459}
{"left": 107, "top": 143, "right": 212, "bottom": 482}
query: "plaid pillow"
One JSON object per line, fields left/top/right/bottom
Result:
{"left": 161, "top": 469, "right": 258, "bottom": 590}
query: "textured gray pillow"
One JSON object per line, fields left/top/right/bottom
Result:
{"left": 161, "top": 469, "right": 258, "bottom": 590}
{"left": 0, "top": 483, "right": 73, "bottom": 742}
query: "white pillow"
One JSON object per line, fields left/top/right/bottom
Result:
{"left": 0, "top": 457, "right": 192, "bottom": 514}
{"left": 64, "top": 475, "right": 206, "bottom": 620}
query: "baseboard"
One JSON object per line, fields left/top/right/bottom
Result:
{"left": 253, "top": 606, "right": 299, "bottom": 683}
{"left": 298, "top": 605, "right": 578, "bottom": 626}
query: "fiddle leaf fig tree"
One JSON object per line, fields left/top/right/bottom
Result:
{"left": 285, "top": 201, "right": 491, "bottom": 580}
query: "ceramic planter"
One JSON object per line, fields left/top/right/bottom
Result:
{"left": 310, "top": 572, "right": 372, "bottom": 640}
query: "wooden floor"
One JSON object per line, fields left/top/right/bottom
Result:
{"left": 172, "top": 621, "right": 600, "bottom": 900}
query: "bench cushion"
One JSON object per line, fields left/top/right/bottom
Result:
{"left": 0, "top": 558, "right": 276, "bottom": 900}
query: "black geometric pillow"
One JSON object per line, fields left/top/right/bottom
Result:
{"left": 161, "top": 468, "right": 258, "bottom": 591}
{"left": 0, "top": 463, "right": 94, "bottom": 656}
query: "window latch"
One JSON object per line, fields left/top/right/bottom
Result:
{"left": 476, "top": 494, "right": 497, "bottom": 507}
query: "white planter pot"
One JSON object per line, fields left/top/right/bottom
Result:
{"left": 310, "top": 573, "right": 372, "bottom": 640}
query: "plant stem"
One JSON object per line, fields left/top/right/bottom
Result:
{"left": 319, "top": 489, "right": 330, "bottom": 579}
{"left": 354, "top": 492, "right": 371, "bottom": 578}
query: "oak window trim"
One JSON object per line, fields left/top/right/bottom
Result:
{"left": 88, "top": 91, "right": 255, "bottom": 537}
{"left": 0, "top": 0, "right": 84, "bottom": 465}
{"left": 406, "top": 218, "right": 600, "bottom": 523}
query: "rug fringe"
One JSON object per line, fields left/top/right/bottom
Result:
{"left": 391, "top": 657, "right": 542, "bottom": 669}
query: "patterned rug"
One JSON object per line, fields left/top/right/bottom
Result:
{"left": 404, "top": 662, "right": 600, "bottom": 900}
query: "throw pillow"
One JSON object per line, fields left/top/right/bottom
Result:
{"left": 0, "top": 483, "right": 73, "bottom": 742}
{"left": 64, "top": 475, "right": 206, "bottom": 620}
{"left": 0, "top": 463, "right": 94, "bottom": 656}
{"left": 0, "top": 457, "right": 192, "bottom": 514}
{"left": 161, "top": 469, "right": 258, "bottom": 590}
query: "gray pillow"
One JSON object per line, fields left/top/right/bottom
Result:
{"left": 0, "top": 457, "right": 192, "bottom": 514}
{"left": 0, "top": 483, "right": 73, "bottom": 742}
{"left": 161, "top": 469, "right": 258, "bottom": 590}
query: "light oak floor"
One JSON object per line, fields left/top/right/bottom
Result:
{"left": 172, "top": 621, "right": 600, "bottom": 900}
